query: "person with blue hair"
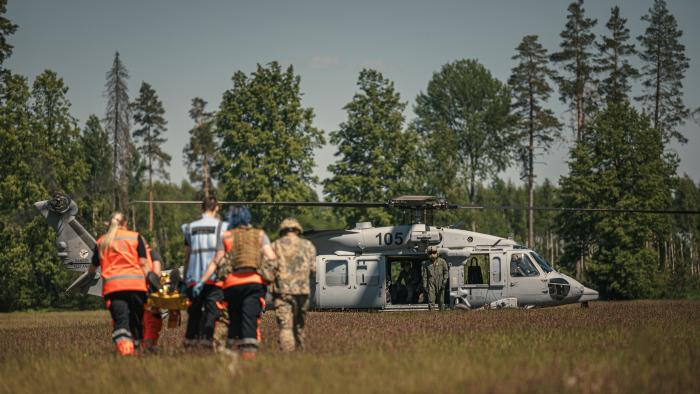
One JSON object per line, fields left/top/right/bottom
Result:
{"left": 195, "top": 206, "right": 276, "bottom": 360}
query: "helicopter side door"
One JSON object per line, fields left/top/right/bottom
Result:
{"left": 316, "top": 255, "right": 385, "bottom": 309}
{"left": 505, "top": 251, "right": 549, "bottom": 306}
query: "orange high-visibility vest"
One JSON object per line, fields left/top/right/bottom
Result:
{"left": 97, "top": 229, "right": 147, "bottom": 295}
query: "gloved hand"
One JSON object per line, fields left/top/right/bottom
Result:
{"left": 178, "top": 281, "right": 188, "bottom": 295}
{"left": 192, "top": 281, "right": 204, "bottom": 298}
{"left": 147, "top": 271, "right": 163, "bottom": 292}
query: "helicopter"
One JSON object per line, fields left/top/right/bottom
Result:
{"left": 34, "top": 193, "right": 700, "bottom": 311}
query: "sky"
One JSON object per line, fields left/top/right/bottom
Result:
{"left": 5, "top": 0, "right": 700, "bottom": 198}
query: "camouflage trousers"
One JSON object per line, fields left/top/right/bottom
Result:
{"left": 426, "top": 282, "right": 446, "bottom": 310}
{"left": 273, "top": 294, "right": 309, "bottom": 352}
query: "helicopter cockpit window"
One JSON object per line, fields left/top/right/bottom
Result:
{"left": 325, "top": 260, "right": 348, "bottom": 286}
{"left": 510, "top": 254, "right": 539, "bottom": 277}
{"left": 530, "top": 252, "right": 554, "bottom": 273}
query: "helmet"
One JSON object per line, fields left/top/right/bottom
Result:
{"left": 227, "top": 206, "right": 252, "bottom": 228}
{"left": 278, "top": 218, "right": 303, "bottom": 234}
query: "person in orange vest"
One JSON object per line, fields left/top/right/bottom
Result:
{"left": 86, "top": 212, "right": 154, "bottom": 356}
{"left": 196, "top": 207, "right": 276, "bottom": 360}
{"left": 141, "top": 244, "right": 162, "bottom": 351}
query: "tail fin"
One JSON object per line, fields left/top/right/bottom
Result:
{"left": 34, "top": 194, "right": 97, "bottom": 272}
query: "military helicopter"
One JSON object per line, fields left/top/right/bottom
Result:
{"left": 35, "top": 193, "right": 699, "bottom": 311}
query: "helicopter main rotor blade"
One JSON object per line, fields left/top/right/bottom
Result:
{"left": 131, "top": 200, "right": 387, "bottom": 208}
{"left": 449, "top": 204, "right": 700, "bottom": 215}
{"left": 130, "top": 200, "right": 700, "bottom": 215}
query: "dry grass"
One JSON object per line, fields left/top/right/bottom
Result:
{"left": 0, "top": 301, "right": 698, "bottom": 394}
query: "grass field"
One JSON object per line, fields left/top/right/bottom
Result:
{"left": 1, "top": 301, "right": 698, "bottom": 394}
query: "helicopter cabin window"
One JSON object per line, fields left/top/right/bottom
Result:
{"left": 325, "top": 260, "right": 348, "bottom": 286}
{"left": 464, "top": 254, "right": 488, "bottom": 285}
{"left": 490, "top": 257, "right": 502, "bottom": 283}
{"left": 510, "top": 254, "right": 539, "bottom": 277}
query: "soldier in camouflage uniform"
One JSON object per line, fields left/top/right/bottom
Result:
{"left": 422, "top": 248, "right": 449, "bottom": 310}
{"left": 265, "top": 218, "right": 316, "bottom": 352}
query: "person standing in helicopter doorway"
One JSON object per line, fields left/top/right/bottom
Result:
{"left": 422, "top": 247, "right": 449, "bottom": 310}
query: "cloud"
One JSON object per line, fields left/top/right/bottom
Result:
{"left": 309, "top": 55, "right": 341, "bottom": 69}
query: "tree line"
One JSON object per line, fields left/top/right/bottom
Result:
{"left": 0, "top": 0, "right": 698, "bottom": 310}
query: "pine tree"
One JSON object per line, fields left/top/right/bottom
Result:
{"left": 323, "top": 69, "right": 415, "bottom": 226}
{"left": 0, "top": 0, "right": 17, "bottom": 67}
{"left": 103, "top": 52, "right": 131, "bottom": 211}
{"left": 508, "top": 35, "right": 562, "bottom": 248}
{"left": 596, "top": 6, "right": 639, "bottom": 104}
{"left": 550, "top": 0, "right": 598, "bottom": 141}
{"left": 558, "top": 103, "right": 677, "bottom": 297}
{"left": 637, "top": 0, "right": 690, "bottom": 143}
{"left": 183, "top": 97, "right": 215, "bottom": 199}
{"left": 215, "top": 62, "right": 325, "bottom": 231}
{"left": 131, "top": 81, "right": 171, "bottom": 240}
{"left": 80, "top": 115, "right": 113, "bottom": 233}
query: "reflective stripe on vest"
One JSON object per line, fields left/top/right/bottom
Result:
{"left": 223, "top": 272, "right": 264, "bottom": 288}
{"left": 103, "top": 274, "right": 146, "bottom": 283}
{"left": 98, "top": 229, "right": 147, "bottom": 295}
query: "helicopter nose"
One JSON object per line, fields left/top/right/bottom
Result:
{"left": 580, "top": 287, "right": 599, "bottom": 302}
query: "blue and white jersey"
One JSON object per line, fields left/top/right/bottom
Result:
{"left": 182, "top": 215, "right": 227, "bottom": 285}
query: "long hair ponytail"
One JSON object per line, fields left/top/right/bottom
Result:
{"left": 100, "top": 212, "right": 127, "bottom": 254}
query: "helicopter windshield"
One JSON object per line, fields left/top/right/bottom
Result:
{"left": 530, "top": 252, "right": 554, "bottom": 273}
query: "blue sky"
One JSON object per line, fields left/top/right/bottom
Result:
{"left": 6, "top": 0, "right": 700, "bottom": 197}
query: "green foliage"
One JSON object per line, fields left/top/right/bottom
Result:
{"left": 0, "top": 73, "right": 44, "bottom": 213}
{"left": 131, "top": 181, "right": 200, "bottom": 268}
{"left": 413, "top": 59, "right": 514, "bottom": 206}
{"left": 78, "top": 115, "right": 113, "bottom": 234}
{"left": 0, "top": 0, "right": 17, "bottom": 67}
{"left": 559, "top": 103, "right": 677, "bottom": 298}
{"left": 637, "top": 0, "right": 690, "bottom": 143}
{"left": 596, "top": 6, "right": 638, "bottom": 104}
{"left": 30, "top": 70, "right": 87, "bottom": 195}
{"left": 550, "top": 0, "right": 598, "bottom": 140}
{"left": 214, "top": 62, "right": 325, "bottom": 231}
{"left": 0, "top": 70, "right": 95, "bottom": 311}
{"left": 324, "top": 69, "right": 415, "bottom": 227}
{"left": 183, "top": 97, "right": 215, "bottom": 198}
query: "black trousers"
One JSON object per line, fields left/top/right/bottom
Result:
{"left": 224, "top": 283, "right": 266, "bottom": 347}
{"left": 186, "top": 284, "right": 223, "bottom": 340}
{"left": 106, "top": 290, "right": 147, "bottom": 344}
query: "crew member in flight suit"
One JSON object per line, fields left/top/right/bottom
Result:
{"left": 422, "top": 248, "right": 449, "bottom": 310}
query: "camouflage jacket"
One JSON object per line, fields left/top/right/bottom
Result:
{"left": 267, "top": 236, "right": 317, "bottom": 295}
{"left": 422, "top": 257, "right": 449, "bottom": 289}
